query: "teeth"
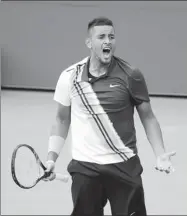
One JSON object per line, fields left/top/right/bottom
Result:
{"left": 103, "top": 48, "right": 111, "bottom": 54}
{"left": 103, "top": 48, "right": 110, "bottom": 51}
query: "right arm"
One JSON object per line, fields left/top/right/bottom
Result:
{"left": 47, "top": 103, "right": 71, "bottom": 163}
{"left": 45, "top": 69, "right": 72, "bottom": 178}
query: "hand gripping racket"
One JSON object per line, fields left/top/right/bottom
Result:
{"left": 11, "top": 144, "right": 69, "bottom": 189}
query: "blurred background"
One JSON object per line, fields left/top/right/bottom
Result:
{"left": 1, "top": 1, "right": 187, "bottom": 215}
{"left": 1, "top": 1, "right": 187, "bottom": 95}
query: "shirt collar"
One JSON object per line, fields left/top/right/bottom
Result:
{"left": 80, "top": 56, "right": 116, "bottom": 82}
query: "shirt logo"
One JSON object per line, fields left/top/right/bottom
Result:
{"left": 130, "top": 212, "right": 136, "bottom": 216}
{"left": 110, "top": 84, "right": 120, "bottom": 88}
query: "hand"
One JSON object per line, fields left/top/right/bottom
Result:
{"left": 43, "top": 160, "right": 56, "bottom": 181}
{"left": 155, "top": 151, "right": 176, "bottom": 174}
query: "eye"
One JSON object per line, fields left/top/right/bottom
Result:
{"left": 98, "top": 35, "right": 105, "bottom": 39}
{"left": 110, "top": 35, "right": 115, "bottom": 39}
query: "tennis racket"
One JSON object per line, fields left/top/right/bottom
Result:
{"left": 11, "top": 144, "right": 69, "bottom": 189}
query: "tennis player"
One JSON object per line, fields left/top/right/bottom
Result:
{"left": 44, "top": 17, "right": 176, "bottom": 216}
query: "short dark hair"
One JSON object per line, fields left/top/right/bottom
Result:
{"left": 87, "top": 17, "right": 114, "bottom": 32}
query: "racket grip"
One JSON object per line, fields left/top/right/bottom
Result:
{"left": 55, "top": 173, "right": 69, "bottom": 183}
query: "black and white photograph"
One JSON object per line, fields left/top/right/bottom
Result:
{"left": 1, "top": 1, "right": 187, "bottom": 215}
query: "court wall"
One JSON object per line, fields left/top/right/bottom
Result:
{"left": 1, "top": 1, "right": 187, "bottom": 96}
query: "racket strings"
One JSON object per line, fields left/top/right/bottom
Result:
{"left": 14, "top": 147, "right": 42, "bottom": 187}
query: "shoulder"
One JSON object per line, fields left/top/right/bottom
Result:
{"left": 60, "top": 56, "right": 88, "bottom": 75}
{"left": 63, "top": 56, "right": 88, "bottom": 73}
{"left": 58, "top": 57, "right": 88, "bottom": 81}
{"left": 114, "top": 56, "right": 144, "bottom": 80}
{"left": 131, "top": 68, "right": 145, "bottom": 82}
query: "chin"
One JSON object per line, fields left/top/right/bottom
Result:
{"left": 101, "top": 57, "right": 112, "bottom": 65}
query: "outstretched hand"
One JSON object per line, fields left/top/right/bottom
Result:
{"left": 155, "top": 151, "right": 176, "bottom": 174}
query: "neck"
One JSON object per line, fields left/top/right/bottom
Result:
{"left": 89, "top": 55, "right": 111, "bottom": 77}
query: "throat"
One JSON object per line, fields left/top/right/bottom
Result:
{"left": 89, "top": 56, "right": 111, "bottom": 77}
{"left": 89, "top": 68, "right": 107, "bottom": 78}
{"left": 89, "top": 63, "right": 111, "bottom": 78}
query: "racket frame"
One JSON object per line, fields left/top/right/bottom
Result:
{"left": 11, "top": 144, "right": 50, "bottom": 189}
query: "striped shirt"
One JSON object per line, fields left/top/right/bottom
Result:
{"left": 54, "top": 56, "right": 150, "bottom": 164}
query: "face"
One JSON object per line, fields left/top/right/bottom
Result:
{"left": 86, "top": 25, "right": 116, "bottom": 65}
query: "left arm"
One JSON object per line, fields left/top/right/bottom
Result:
{"left": 129, "top": 67, "right": 175, "bottom": 173}
{"left": 136, "top": 101, "right": 165, "bottom": 157}
{"left": 136, "top": 101, "right": 176, "bottom": 173}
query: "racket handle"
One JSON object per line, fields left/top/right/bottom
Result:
{"left": 55, "top": 173, "right": 69, "bottom": 183}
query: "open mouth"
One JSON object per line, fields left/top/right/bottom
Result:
{"left": 102, "top": 47, "right": 111, "bottom": 55}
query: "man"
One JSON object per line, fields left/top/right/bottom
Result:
{"left": 45, "top": 17, "right": 176, "bottom": 216}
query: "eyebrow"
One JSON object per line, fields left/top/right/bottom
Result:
{"left": 98, "top": 33, "right": 115, "bottom": 36}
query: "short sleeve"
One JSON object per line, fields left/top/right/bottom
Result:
{"left": 53, "top": 70, "right": 71, "bottom": 106}
{"left": 128, "top": 68, "right": 150, "bottom": 106}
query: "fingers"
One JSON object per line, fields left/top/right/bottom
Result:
{"left": 165, "top": 167, "right": 175, "bottom": 174}
{"left": 45, "top": 160, "right": 55, "bottom": 172}
{"left": 166, "top": 166, "right": 175, "bottom": 173}
{"left": 155, "top": 166, "right": 164, "bottom": 172}
{"left": 166, "top": 151, "right": 176, "bottom": 158}
{"left": 43, "top": 160, "right": 56, "bottom": 182}
{"left": 155, "top": 151, "right": 176, "bottom": 174}
{"left": 155, "top": 165, "right": 175, "bottom": 174}
{"left": 43, "top": 172, "right": 56, "bottom": 181}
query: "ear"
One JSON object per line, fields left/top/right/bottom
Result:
{"left": 85, "top": 37, "right": 92, "bottom": 49}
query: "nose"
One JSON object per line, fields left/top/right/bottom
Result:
{"left": 104, "top": 36, "right": 110, "bottom": 44}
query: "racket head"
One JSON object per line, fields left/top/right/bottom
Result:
{"left": 11, "top": 144, "right": 46, "bottom": 189}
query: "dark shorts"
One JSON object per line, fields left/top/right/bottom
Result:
{"left": 67, "top": 155, "right": 147, "bottom": 216}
